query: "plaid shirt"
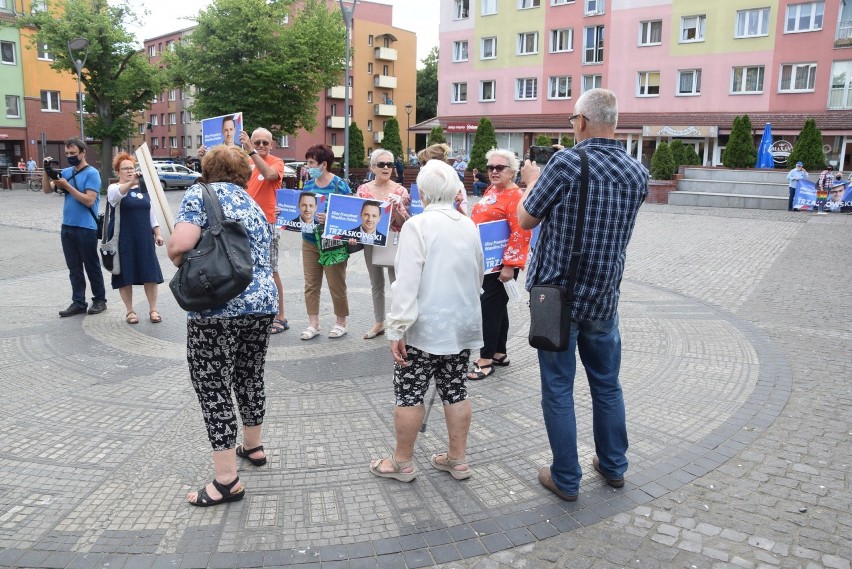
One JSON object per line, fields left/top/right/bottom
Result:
{"left": 524, "top": 138, "right": 648, "bottom": 321}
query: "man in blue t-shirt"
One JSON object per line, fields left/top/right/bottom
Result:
{"left": 42, "top": 137, "right": 107, "bottom": 317}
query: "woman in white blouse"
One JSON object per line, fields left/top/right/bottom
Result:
{"left": 368, "top": 159, "right": 484, "bottom": 482}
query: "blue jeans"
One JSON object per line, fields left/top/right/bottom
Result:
{"left": 538, "top": 314, "right": 628, "bottom": 494}
{"left": 60, "top": 224, "right": 106, "bottom": 307}
{"left": 472, "top": 181, "right": 487, "bottom": 196}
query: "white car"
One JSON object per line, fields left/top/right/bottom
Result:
{"left": 153, "top": 163, "right": 202, "bottom": 189}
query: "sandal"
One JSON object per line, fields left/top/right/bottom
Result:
{"left": 270, "top": 319, "right": 289, "bottom": 334}
{"left": 125, "top": 312, "right": 139, "bottom": 324}
{"left": 363, "top": 326, "right": 385, "bottom": 340}
{"left": 467, "top": 364, "right": 494, "bottom": 381}
{"left": 492, "top": 354, "right": 510, "bottom": 366}
{"left": 187, "top": 477, "right": 244, "bottom": 507}
{"left": 369, "top": 454, "right": 418, "bottom": 482}
{"left": 236, "top": 444, "right": 267, "bottom": 467}
{"left": 149, "top": 310, "right": 162, "bottom": 323}
{"left": 328, "top": 324, "right": 347, "bottom": 339}
{"left": 430, "top": 453, "right": 472, "bottom": 480}
{"left": 300, "top": 326, "right": 320, "bottom": 341}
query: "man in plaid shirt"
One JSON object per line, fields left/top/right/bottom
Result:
{"left": 517, "top": 89, "right": 648, "bottom": 501}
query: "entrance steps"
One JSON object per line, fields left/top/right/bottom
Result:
{"left": 668, "top": 167, "right": 791, "bottom": 210}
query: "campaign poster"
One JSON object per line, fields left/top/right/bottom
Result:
{"left": 793, "top": 179, "right": 817, "bottom": 210}
{"left": 529, "top": 225, "right": 541, "bottom": 251}
{"left": 276, "top": 189, "right": 326, "bottom": 232}
{"left": 826, "top": 181, "right": 851, "bottom": 212}
{"left": 409, "top": 183, "right": 424, "bottom": 215}
{"left": 478, "top": 219, "right": 510, "bottom": 273}
{"left": 201, "top": 112, "right": 243, "bottom": 149}
{"left": 322, "top": 194, "right": 392, "bottom": 246}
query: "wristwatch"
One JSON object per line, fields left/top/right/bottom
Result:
{"left": 248, "top": 150, "right": 257, "bottom": 157}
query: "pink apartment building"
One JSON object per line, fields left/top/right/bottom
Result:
{"left": 419, "top": 0, "right": 852, "bottom": 170}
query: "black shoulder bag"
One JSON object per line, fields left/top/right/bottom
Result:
{"left": 169, "top": 183, "right": 254, "bottom": 311}
{"left": 528, "top": 148, "right": 589, "bottom": 352}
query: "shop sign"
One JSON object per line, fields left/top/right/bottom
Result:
{"left": 642, "top": 125, "right": 718, "bottom": 138}
{"left": 446, "top": 122, "right": 478, "bottom": 132}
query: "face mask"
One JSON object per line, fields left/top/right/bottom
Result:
{"left": 307, "top": 167, "right": 322, "bottom": 179}
{"left": 67, "top": 155, "right": 81, "bottom": 167}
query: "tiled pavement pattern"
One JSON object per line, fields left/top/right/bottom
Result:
{"left": 0, "top": 189, "right": 848, "bottom": 569}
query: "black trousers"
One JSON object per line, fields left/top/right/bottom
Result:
{"left": 479, "top": 269, "right": 519, "bottom": 359}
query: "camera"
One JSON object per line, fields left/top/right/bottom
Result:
{"left": 44, "top": 158, "right": 62, "bottom": 181}
{"left": 529, "top": 145, "right": 556, "bottom": 165}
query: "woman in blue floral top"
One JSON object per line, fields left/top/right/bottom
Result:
{"left": 168, "top": 146, "right": 278, "bottom": 507}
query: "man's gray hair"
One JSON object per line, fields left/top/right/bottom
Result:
{"left": 575, "top": 88, "right": 618, "bottom": 128}
{"left": 252, "top": 127, "right": 272, "bottom": 140}
{"left": 416, "top": 159, "right": 460, "bottom": 205}
{"left": 485, "top": 148, "right": 520, "bottom": 173}
{"left": 370, "top": 148, "right": 394, "bottom": 165}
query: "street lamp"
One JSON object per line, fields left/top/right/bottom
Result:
{"left": 404, "top": 102, "right": 412, "bottom": 160}
{"left": 339, "top": 0, "right": 358, "bottom": 183}
{"left": 67, "top": 37, "right": 89, "bottom": 140}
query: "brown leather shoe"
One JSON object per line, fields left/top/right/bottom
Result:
{"left": 592, "top": 456, "right": 625, "bottom": 488}
{"left": 537, "top": 467, "right": 577, "bottom": 501}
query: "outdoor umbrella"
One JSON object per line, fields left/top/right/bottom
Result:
{"left": 755, "top": 122, "right": 774, "bottom": 169}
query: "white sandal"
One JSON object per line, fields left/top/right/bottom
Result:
{"left": 328, "top": 324, "right": 347, "bottom": 339}
{"left": 300, "top": 326, "right": 320, "bottom": 341}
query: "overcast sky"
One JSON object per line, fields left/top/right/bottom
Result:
{"left": 128, "top": 0, "right": 439, "bottom": 66}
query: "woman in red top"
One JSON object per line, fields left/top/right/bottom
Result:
{"left": 467, "top": 149, "right": 532, "bottom": 380}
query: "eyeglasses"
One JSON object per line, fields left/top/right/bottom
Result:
{"left": 119, "top": 167, "right": 136, "bottom": 172}
{"left": 486, "top": 164, "right": 508, "bottom": 173}
{"left": 252, "top": 140, "right": 271, "bottom": 147}
{"left": 569, "top": 113, "right": 587, "bottom": 125}
{"left": 374, "top": 161, "right": 394, "bottom": 169}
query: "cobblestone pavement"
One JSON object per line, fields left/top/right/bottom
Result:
{"left": 0, "top": 189, "right": 848, "bottom": 569}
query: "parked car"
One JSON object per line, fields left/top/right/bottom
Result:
{"left": 154, "top": 163, "right": 202, "bottom": 189}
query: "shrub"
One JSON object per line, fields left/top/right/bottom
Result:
{"left": 347, "top": 122, "right": 365, "bottom": 168}
{"left": 650, "top": 141, "right": 677, "bottom": 180}
{"left": 380, "top": 117, "right": 404, "bottom": 162}
{"left": 427, "top": 126, "right": 447, "bottom": 146}
{"left": 722, "top": 115, "right": 757, "bottom": 168}
{"left": 535, "top": 134, "right": 552, "bottom": 146}
{"left": 787, "top": 118, "right": 826, "bottom": 171}
{"left": 469, "top": 117, "right": 497, "bottom": 172}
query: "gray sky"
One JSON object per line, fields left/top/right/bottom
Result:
{"left": 129, "top": 0, "right": 439, "bottom": 66}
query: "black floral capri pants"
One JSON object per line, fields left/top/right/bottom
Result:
{"left": 394, "top": 346, "right": 470, "bottom": 407}
{"left": 186, "top": 314, "right": 274, "bottom": 451}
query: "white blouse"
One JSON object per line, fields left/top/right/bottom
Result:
{"left": 107, "top": 183, "right": 159, "bottom": 229}
{"left": 387, "top": 203, "right": 484, "bottom": 355}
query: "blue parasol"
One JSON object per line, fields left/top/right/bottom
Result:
{"left": 755, "top": 122, "right": 774, "bottom": 169}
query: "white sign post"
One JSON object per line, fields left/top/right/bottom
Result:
{"left": 134, "top": 143, "right": 174, "bottom": 237}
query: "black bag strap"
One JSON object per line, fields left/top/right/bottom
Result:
{"left": 565, "top": 148, "right": 589, "bottom": 305}
{"left": 199, "top": 183, "right": 225, "bottom": 228}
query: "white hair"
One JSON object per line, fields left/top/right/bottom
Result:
{"left": 417, "top": 159, "right": 460, "bottom": 206}
{"left": 370, "top": 148, "right": 394, "bottom": 165}
{"left": 485, "top": 148, "right": 520, "bottom": 173}
{"left": 575, "top": 88, "right": 618, "bottom": 128}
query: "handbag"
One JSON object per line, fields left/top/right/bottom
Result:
{"left": 528, "top": 148, "right": 589, "bottom": 352}
{"left": 99, "top": 202, "right": 120, "bottom": 274}
{"left": 169, "top": 183, "right": 254, "bottom": 311}
{"left": 371, "top": 229, "right": 400, "bottom": 267}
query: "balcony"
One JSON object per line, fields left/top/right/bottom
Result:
{"left": 327, "top": 116, "right": 346, "bottom": 129}
{"left": 326, "top": 86, "right": 346, "bottom": 99}
{"left": 374, "top": 47, "right": 397, "bottom": 61}
{"left": 836, "top": 20, "right": 852, "bottom": 47}
{"left": 331, "top": 145, "right": 344, "bottom": 158}
{"left": 373, "top": 104, "right": 396, "bottom": 116}
{"left": 373, "top": 131, "right": 384, "bottom": 143}
{"left": 373, "top": 74, "right": 397, "bottom": 89}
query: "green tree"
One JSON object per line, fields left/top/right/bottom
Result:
{"left": 469, "top": 117, "right": 497, "bottom": 172}
{"left": 722, "top": 114, "right": 757, "bottom": 168}
{"left": 560, "top": 135, "right": 574, "bottom": 148}
{"left": 18, "top": 0, "right": 169, "bottom": 184}
{"left": 669, "top": 140, "right": 685, "bottom": 170}
{"left": 381, "top": 117, "right": 403, "bottom": 162}
{"left": 428, "top": 126, "right": 447, "bottom": 146}
{"left": 348, "top": 122, "right": 365, "bottom": 168}
{"left": 173, "top": 0, "right": 345, "bottom": 137}
{"left": 650, "top": 141, "right": 677, "bottom": 180}
{"left": 681, "top": 145, "right": 702, "bottom": 166}
{"left": 416, "top": 46, "right": 438, "bottom": 123}
{"left": 788, "top": 118, "right": 826, "bottom": 171}
{"left": 535, "top": 134, "right": 552, "bottom": 146}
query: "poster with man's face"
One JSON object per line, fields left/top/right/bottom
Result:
{"left": 321, "top": 194, "right": 392, "bottom": 246}
{"left": 201, "top": 112, "right": 243, "bottom": 148}
{"left": 276, "top": 189, "right": 327, "bottom": 232}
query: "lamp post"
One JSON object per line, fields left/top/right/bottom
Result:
{"left": 404, "top": 102, "right": 412, "bottom": 161}
{"left": 339, "top": 0, "right": 358, "bottom": 183}
{"left": 67, "top": 37, "right": 89, "bottom": 140}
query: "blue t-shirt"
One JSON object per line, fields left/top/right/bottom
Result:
{"left": 302, "top": 175, "right": 351, "bottom": 244}
{"left": 61, "top": 165, "right": 102, "bottom": 229}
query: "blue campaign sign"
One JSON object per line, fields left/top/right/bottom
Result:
{"left": 529, "top": 225, "right": 541, "bottom": 251}
{"left": 276, "top": 189, "right": 325, "bottom": 232}
{"left": 826, "top": 181, "right": 851, "bottom": 212}
{"left": 322, "top": 194, "right": 392, "bottom": 246}
{"left": 478, "top": 219, "right": 510, "bottom": 274}
{"left": 793, "top": 179, "right": 818, "bottom": 210}
{"left": 409, "top": 184, "right": 424, "bottom": 215}
{"left": 201, "top": 112, "right": 243, "bottom": 148}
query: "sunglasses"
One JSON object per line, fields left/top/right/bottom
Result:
{"left": 252, "top": 140, "right": 271, "bottom": 146}
{"left": 374, "top": 161, "right": 394, "bottom": 169}
{"left": 486, "top": 164, "right": 508, "bottom": 172}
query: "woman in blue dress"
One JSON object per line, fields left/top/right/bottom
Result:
{"left": 107, "top": 153, "right": 164, "bottom": 324}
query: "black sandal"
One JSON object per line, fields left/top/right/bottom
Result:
{"left": 492, "top": 354, "right": 510, "bottom": 366}
{"left": 188, "top": 477, "right": 244, "bottom": 507}
{"left": 467, "top": 364, "right": 494, "bottom": 381}
{"left": 236, "top": 444, "right": 267, "bottom": 466}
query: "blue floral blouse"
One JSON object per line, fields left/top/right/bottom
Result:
{"left": 175, "top": 182, "right": 278, "bottom": 318}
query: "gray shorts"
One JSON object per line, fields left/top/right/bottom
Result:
{"left": 269, "top": 226, "right": 280, "bottom": 272}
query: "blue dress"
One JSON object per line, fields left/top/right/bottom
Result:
{"left": 109, "top": 186, "right": 164, "bottom": 289}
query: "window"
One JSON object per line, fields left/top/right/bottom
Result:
{"left": 180, "top": 136, "right": 185, "bottom": 148}
{"left": 519, "top": 0, "right": 540, "bottom": 8}
{"left": 454, "top": 0, "right": 469, "bottom": 19}
{"left": 168, "top": 112, "right": 176, "bottom": 124}
{"left": 452, "top": 82, "right": 468, "bottom": 103}
{"left": 368, "top": 35, "right": 373, "bottom": 46}
{"left": 779, "top": 63, "right": 817, "bottom": 92}
{"left": 147, "top": 45, "right": 156, "bottom": 57}
{"left": 169, "top": 137, "right": 177, "bottom": 148}
{"left": 637, "top": 71, "right": 660, "bottom": 96}
{"left": 151, "top": 115, "right": 158, "bottom": 126}
{"left": 367, "top": 91, "right": 373, "bottom": 103}
{"left": 331, "top": 133, "right": 338, "bottom": 145}
{"left": 516, "top": 77, "right": 538, "bottom": 100}
{"left": 30, "top": 0, "right": 46, "bottom": 11}
{"left": 280, "top": 135, "right": 289, "bottom": 148}
{"left": 582, "top": 74, "right": 602, "bottom": 92}
{"left": 367, "top": 62, "right": 373, "bottom": 74}
{"left": 551, "top": 0, "right": 572, "bottom": 4}
{"left": 138, "top": 123, "right": 145, "bottom": 135}
{"left": 583, "top": 26, "right": 604, "bottom": 64}
{"left": 548, "top": 76, "right": 572, "bottom": 99}
{"left": 480, "top": 80, "right": 496, "bottom": 101}
{"left": 5, "top": 95, "right": 20, "bottom": 118}
{"left": 76, "top": 93, "right": 85, "bottom": 113}
{"left": 681, "top": 15, "right": 706, "bottom": 42}
{"left": 550, "top": 29, "right": 573, "bottom": 52}
{"left": 0, "top": 0, "right": 13, "bottom": 10}
{"left": 37, "top": 43, "right": 53, "bottom": 61}
{"left": 677, "top": 69, "right": 702, "bottom": 95}
{"left": 785, "top": 2, "right": 823, "bottom": 33}
{"left": 517, "top": 32, "right": 538, "bottom": 55}
{"left": 1, "top": 41, "right": 16, "bottom": 65}
{"left": 151, "top": 93, "right": 158, "bottom": 103}
{"left": 731, "top": 66, "right": 765, "bottom": 94}
{"left": 453, "top": 40, "right": 469, "bottom": 62}
{"left": 736, "top": 8, "right": 770, "bottom": 38}
{"left": 180, "top": 111, "right": 185, "bottom": 123}
{"left": 197, "top": 135, "right": 202, "bottom": 147}
{"left": 382, "top": 64, "right": 389, "bottom": 75}
{"left": 829, "top": 61, "right": 852, "bottom": 109}
{"left": 639, "top": 20, "right": 662, "bottom": 46}
{"left": 40, "top": 90, "right": 60, "bottom": 112}
{"left": 168, "top": 89, "right": 176, "bottom": 101}
{"left": 367, "top": 119, "right": 373, "bottom": 131}
{"left": 482, "top": 0, "right": 497, "bottom": 15}
{"left": 330, "top": 103, "right": 337, "bottom": 116}
{"left": 152, "top": 138, "right": 160, "bottom": 149}
{"left": 161, "top": 137, "right": 165, "bottom": 148}
{"left": 585, "top": 0, "right": 603, "bottom": 15}
{"left": 481, "top": 37, "right": 497, "bottom": 59}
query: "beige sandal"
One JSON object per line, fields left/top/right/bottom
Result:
{"left": 430, "top": 453, "right": 472, "bottom": 480}
{"left": 125, "top": 312, "right": 139, "bottom": 324}
{"left": 369, "top": 454, "right": 418, "bottom": 482}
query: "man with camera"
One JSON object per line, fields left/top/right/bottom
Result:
{"left": 517, "top": 89, "right": 648, "bottom": 501}
{"left": 43, "top": 137, "right": 107, "bottom": 317}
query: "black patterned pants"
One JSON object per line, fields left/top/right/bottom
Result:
{"left": 186, "top": 314, "right": 274, "bottom": 451}
{"left": 393, "top": 347, "right": 470, "bottom": 407}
